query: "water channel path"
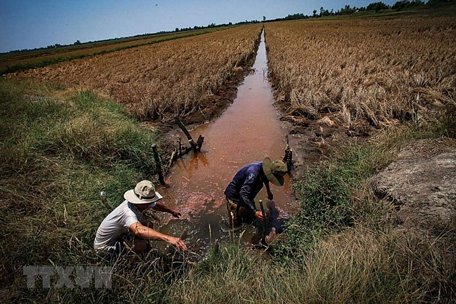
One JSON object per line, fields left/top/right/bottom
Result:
{"left": 157, "top": 30, "right": 294, "bottom": 252}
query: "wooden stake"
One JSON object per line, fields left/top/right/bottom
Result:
{"left": 175, "top": 118, "right": 197, "bottom": 151}
{"left": 152, "top": 144, "right": 170, "bottom": 188}
{"left": 283, "top": 135, "right": 293, "bottom": 172}
{"left": 196, "top": 135, "right": 204, "bottom": 151}
{"left": 259, "top": 200, "right": 267, "bottom": 244}
{"left": 213, "top": 239, "right": 220, "bottom": 255}
{"left": 178, "top": 137, "right": 182, "bottom": 157}
{"left": 168, "top": 148, "right": 177, "bottom": 169}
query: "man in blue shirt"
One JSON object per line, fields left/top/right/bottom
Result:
{"left": 224, "top": 157, "right": 288, "bottom": 226}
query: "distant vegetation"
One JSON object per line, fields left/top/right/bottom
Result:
{"left": 277, "top": 0, "right": 456, "bottom": 20}
{"left": 174, "top": 19, "right": 260, "bottom": 32}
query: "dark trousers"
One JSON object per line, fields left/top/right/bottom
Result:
{"left": 226, "top": 196, "right": 256, "bottom": 227}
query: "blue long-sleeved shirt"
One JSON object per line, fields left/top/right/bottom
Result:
{"left": 224, "top": 161, "right": 267, "bottom": 212}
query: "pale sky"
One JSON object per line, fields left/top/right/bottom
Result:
{"left": 0, "top": 0, "right": 397, "bottom": 53}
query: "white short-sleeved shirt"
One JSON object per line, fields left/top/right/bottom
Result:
{"left": 94, "top": 200, "right": 152, "bottom": 252}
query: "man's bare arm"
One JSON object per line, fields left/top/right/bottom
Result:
{"left": 129, "top": 222, "right": 187, "bottom": 251}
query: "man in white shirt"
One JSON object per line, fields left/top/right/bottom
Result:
{"left": 94, "top": 180, "right": 187, "bottom": 256}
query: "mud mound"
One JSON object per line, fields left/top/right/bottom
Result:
{"left": 373, "top": 138, "right": 456, "bottom": 235}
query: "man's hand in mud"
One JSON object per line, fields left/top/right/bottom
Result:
{"left": 255, "top": 210, "right": 264, "bottom": 220}
{"left": 171, "top": 211, "right": 182, "bottom": 218}
{"left": 168, "top": 236, "right": 187, "bottom": 251}
{"left": 267, "top": 192, "right": 273, "bottom": 200}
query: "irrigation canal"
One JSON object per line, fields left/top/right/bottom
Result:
{"left": 157, "top": 30, "right": 296, "bottom": 253}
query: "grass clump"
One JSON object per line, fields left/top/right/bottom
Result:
{"left": 0, "top": 80, "right": 164, "bottom": 302}
{"left": 168, "top": 244, "right": 258, "bottom": 303}
{"left": 168, "top": 226, "right": 453, "bottom": 303}
{"left": 275, "top": 117, "right": 456, "bottom": 260}
{"left": 274, "top": 144, "right": 378, "bottom": 259}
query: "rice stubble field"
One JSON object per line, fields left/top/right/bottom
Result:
{"left": 265, "top": 15, "right": 456, "bottom": 162}
{"left": 10, "top": 25, "right": 263, "bottom": 124}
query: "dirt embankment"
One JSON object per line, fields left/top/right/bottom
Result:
{"left": 373, "top": 138, "right": 456, "bottom": 237}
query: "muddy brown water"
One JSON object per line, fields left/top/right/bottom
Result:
{"left": 155, "top": 31, "right": 297, "bottom": 254}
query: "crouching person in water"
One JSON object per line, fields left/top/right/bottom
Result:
{"left": 94, "top": 180, "right": 187, "bottom": 257}
{"left": 224, "top": 157, "right": 287, "bottom": 227}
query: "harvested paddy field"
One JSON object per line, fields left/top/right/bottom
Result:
{"left": 265, "top": 15, "right": 456, "bottom": 137}
{"left": 10, "top": 25, "right": 262, "bottom": 122}
{"left": 0, "top": 27, "right": 225, "bottom": 75}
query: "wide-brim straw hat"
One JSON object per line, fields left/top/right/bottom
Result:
{"left": 262, "top": 157, "right": 288, "bottom": 186}
{"left": 124, "top": 180, "right": 163, "bottom": 204}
